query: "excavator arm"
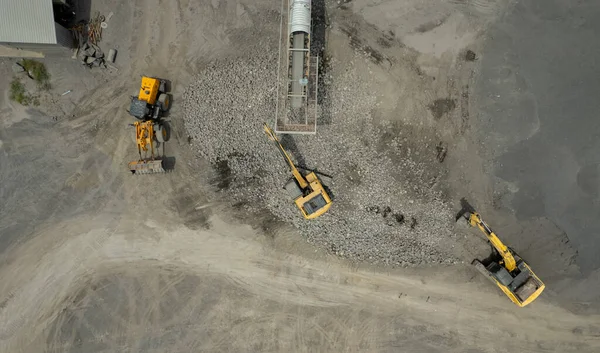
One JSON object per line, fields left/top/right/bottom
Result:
{"left": 468, "top": 212, "right": 517, "bottom": 272}
{"left": 263, "top": 123, "right": 308, "bottom": 189}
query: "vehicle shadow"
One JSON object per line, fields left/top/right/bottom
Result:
{"left": 73, "top": 0, "right": 92, "bottom": 23}
{"left": 311, "top": 0, "right": 332, "bottom": 125}
{"left": 162, "top": 156, "right": 176, "bottom": 171}
{"left": 280, "top": 134, "right": 307, "bottom": 167}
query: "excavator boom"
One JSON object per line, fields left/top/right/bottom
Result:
{"left": 468, "top": 212, "right": 516, "bottom": 271}
{"left": 263, "top": 123, "right": 308, "bottom": 189}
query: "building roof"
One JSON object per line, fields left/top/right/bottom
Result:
{"left": 0, "top": 0, "right": 57, "bottom": 44}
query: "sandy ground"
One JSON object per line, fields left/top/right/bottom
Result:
{"left": 0, "top": 0, "right": 599, "bottom": 352}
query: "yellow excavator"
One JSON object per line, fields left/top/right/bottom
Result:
{"left": 458, "top": 201, "right": 545, "bottom": 307}
{"left": 263, "top": 123, "right": 332, "bottom": 219}
{"left": 127, "top": 76, "right": 171, "bottom": 174}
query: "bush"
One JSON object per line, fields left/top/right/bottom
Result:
{"left": 9, "top": 78, "right": 31, "bottom": 105}
{"left": 21, "top": 59, "right": 51, "bottom": 90}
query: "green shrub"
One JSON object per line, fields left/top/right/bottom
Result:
{"left": 21, "top": 59, "right": 51, "bottom": 90}
{"left": 9, "top": 78, "right": 31, "bottom": 105}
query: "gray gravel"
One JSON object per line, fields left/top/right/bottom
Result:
{"left": 182, "top": 17, "right": 458, "bottom": 267}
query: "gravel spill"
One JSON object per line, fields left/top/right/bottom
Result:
{"left": 182, "top": 18, "right": 459, "bottom": 267}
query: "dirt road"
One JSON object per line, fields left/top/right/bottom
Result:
{"left": 1, "top": 210, "right": 599, "bottom": 352}
{"left": 0, "top": 0, "right": 598, "bottom": 352}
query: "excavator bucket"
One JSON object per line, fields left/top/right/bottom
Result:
{"left": 128, "top": 159, "right": 165, "bottom": 174}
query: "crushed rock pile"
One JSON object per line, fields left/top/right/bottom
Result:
{"left": 183, "top": 49, "right": 458, "bottom": 267}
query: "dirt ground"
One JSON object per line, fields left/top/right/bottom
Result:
{"left": 0, "top": 0, "right": 598, "bottom": 352}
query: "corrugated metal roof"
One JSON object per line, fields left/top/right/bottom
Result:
{"left": 0, "top": 0, "right": 57, "bottom": 44}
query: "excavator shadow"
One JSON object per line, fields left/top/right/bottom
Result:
{"left": 480, "top": 246, "right": 501, "bottom": 266}
{"left": 280, "top": 134, "right": 333, "bottom": 179}
{"left": 322, "top": 184, "right": 335, "bottom": 201}
{"left": 162, "top": 156, "right": 176, "bottom": 171}
{"left": 311, "top": 0, "right": 332, "bottom": 125}
{"left": 280, "top": 134, "right": 306, "bottom": 167}
{"left": 295, "top": 165, "right": 333, "bottom": 179}
{"left": 157, "top": 142, "right": 176, "bottom": 171}
{"left": 455, "top": 197, "right": 476, "bottom": 221}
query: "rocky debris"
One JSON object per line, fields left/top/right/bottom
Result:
{"left": 436, "top": 142, "right": 448, "bottom": 163}
{"left": 465, "top": 49, "right": 477, "bottom": 62}
{"left": 78, "top": 42, "right": 106, "bottom": 68}
{"left": 182, "top": 16, "right": 459, "bottom": 267}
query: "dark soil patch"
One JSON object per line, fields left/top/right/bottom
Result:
{"left": 429, "top": 98, "right": 456, "bottom": 120}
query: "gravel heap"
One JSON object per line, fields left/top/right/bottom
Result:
{"left": 183, "top": 33, "right": 458, "bottom": 267}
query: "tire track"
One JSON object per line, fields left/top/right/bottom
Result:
{"left": 7, "top": 213, "right": 598, "bottom": 352}
{"left": 448, "top": 0, "right": 512, "bottom": 16}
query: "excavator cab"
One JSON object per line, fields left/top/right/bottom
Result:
{"left": 459, "top": 203, "right": 545, "bottom": 307}
{"left": 264, "top": 123, "right": 332, "bottom": 219}
{"left": 284, "top": 173, "right": 331, "bottom": 219}
{"left": 129, "top": 76, "right": 171, "bottom": 121}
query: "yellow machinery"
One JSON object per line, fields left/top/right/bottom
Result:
{"left": 128, "top": 121, "right": 170, "bottom": 174}
{"left": 263, "top": 123, "right": 332, "bottom": 219}
{"left": 126, "top": 75, "right": 172, "bottom": 174}
{"left": 129, "top": 76, "right": 171, "bottom": 121}
{"left": 459, "top": 204, "right": 545, "bottom": 307}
